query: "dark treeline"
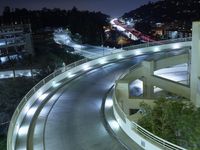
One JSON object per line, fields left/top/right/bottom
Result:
{"left": 0, "top": 6, "right": 109, "bottom": 45}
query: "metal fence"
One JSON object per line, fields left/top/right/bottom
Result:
{"left": 123, "top": 37, "right": 192, "bottom": 51}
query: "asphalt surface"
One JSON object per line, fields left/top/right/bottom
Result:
{"left": 44, "top": 55, "right": 148, "bottom": 150}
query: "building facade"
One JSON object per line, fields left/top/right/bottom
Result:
{"left": 0, "top": 24, "right": 34, "bottom": 63}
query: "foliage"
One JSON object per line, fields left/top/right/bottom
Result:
{"left": 138, "top": 98, "right": 200, "bottom": 150}
{"left": 0, "top": 135, "right": 6, "bottom": 150}
{"left": 0, "top": 78, "right": 37, "bottom": 116}
{"left": 32, "top": 33, "right": 84, "bottom": 76}
{"left": 134, "top": 22, "right": 152, "bottom": 35}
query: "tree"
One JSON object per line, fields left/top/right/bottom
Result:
{"left": 138, "top": 98, "right": 200, "bottom": 149}
{"left": 3, "top": 6, "right": 11, "bottom": 24}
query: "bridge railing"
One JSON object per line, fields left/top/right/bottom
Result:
{"left": 7, "top": 37, "right": 191, "bottom": 150}
{"left": 131, "top": 120, "right": 186, "bottom": 150}
{"left": 123, "top": 37, "right": 192, "bottom": 50}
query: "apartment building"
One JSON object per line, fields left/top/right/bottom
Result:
{"left": 0, "top": 24, "right": 34, "bottom": 63}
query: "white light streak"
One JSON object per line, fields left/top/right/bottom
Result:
{"left": 27, "top": 107, "right": 37, "bottom": 117}
{"left": 109, "top": 120, "right": 120, "bottom": 130}
{"left": 18, "top": 125, "right": 29, "bottom": 137}
{"left": 83, "top": 64, "right": 91, "bottom": 71}
{"left": 134, "top": 50, "right": 143, "bottom": 55}
{"left": 38, "top": 93, "right": 49, "bottom": 101}
{"left": 172, "top": 43, "right": 181, "bottom": 49}
{"left": 52, "top": 81, "right": 61, "bottom": 88}
{"left": 99, "top": 58, "right": 107, "bottom": 65}
{"left": 154, "top": 47, "right": 160, "bottom": 52}
{"left": 105, "top": 98, "right": 113, "bottom": 108}
{"left": 117, "top": 54, "right": 123, "bottom": 59}
{"left": 67, "top": 72, "right": 76, "bottom": 78}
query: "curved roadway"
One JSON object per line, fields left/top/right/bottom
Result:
{"left": 44, "top": 55, "right": 153, "bottom": 150}
{"left": 15, "top": 49, "right": 188, "bottom": 150}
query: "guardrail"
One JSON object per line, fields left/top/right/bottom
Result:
{"left": 113, "top": 66, "right": 187, "bottom": 149}
{"left": 123, "top": 37, "right": 192, "bottom": 50}
{"left": 75, "top": 37, "right": 192, "bottom": 59}
{"left": 7, "top": 37, "right": 191, "bottom": 150}
{"left": 132, "top": 121, "right": 184, "bottom": 150}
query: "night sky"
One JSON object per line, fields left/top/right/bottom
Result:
{"left": 0, "top": 0, "right": 158, "bottom": 17}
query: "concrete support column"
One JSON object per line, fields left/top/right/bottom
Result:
{"left": 190, "top": 22, "right": 200, "bottom": 107}
{"left": 143, "top": 78, "right": 154, "bottom": 98}
{"left": 142, "top": 61, "right": 154, "bottom": 98}
{"left": 116, "top": 81, "right": 129, "bottom": 111}
{"left": 116, "top": 81, "right": 129, "bottom": 99}
{"left": 187, "top": 48, "right": 191, "bottom": 86}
